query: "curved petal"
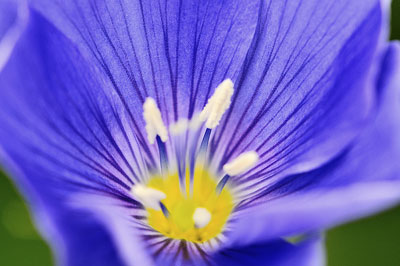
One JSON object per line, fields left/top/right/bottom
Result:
{"left": 0, "top": 8, "right": 146, "bottom": 192}
{"left": 29, "top": 0, "right": 260, "bottom": 123}
{"left": 227, "top": 181, "right": 400, "bottom": 248}
{"left": 0, "top": 10, "right": 141, "bottom": 265}
{"left": 212, "top": 236, "right": 324, "bottom": 266}
{"left": 211, "top": 0, "right": 384, "bottom": 199}
{"left": 224, "top": 42, "right": 400, "bottom": 248}
{"left": 1, "top": 154, "right": 127, "bottom": 266}
{"left": 73, "top": 194, "right": 154, "bottom": 266}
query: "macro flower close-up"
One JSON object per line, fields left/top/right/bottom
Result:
{"left": 1, "top": 0, "right": 400, "bottom": 265}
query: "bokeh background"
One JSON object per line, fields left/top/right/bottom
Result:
{"left": 1, "top": 1, "right": 400, "bottom": 265}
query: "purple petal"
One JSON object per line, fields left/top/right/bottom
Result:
{"left": 212, "top": 236, "right": 325, "bottom": 266}
{"left": 30, "top": 1, "right": 385, "bottom": 190}
{"left": 227, "top": 181, "right": 400, "bottom": 248}
{"left": 30, "top": 0, "right": 260, "bottom": 123}
{"left": 0, "top": 10, "right": 139, "bottom": 265}
{"left": 1, "top": 154, "right": 128, "bottom": 266}
{"left": 73, "top": 194, "right": 154, "bottom": 266}
{"left": 213, "top": 0, "right": 385, "bottom": 198}
{"left": 225, "top": 42, "right": 400, "bottom": 247}
{"left": 0, "top": 1, "right": 393, "bottom": 264}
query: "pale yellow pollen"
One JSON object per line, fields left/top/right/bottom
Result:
{"left": 199, "top": 79, "right": 234, "bottom": 129}
{"left": 223, "top": 151, "right": 259, "bottom": 176}
{"left": 131, "top": 184, "right": 166, "bottom": 211}
{"left": 143, "top": 97, "right": 168, "bottom": 144}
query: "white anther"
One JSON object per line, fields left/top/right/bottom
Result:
{"left": 223, "top": 151, "right": 259, "bottom": 176}
{"left": 199, "top": 79, "right": 234, "bottom": 129}
{"left": 143, "top": 97, "right": 168, "bottom": 144}
{"left": 169, "top": 118, "right": 189, "bottom": 136}
{"left": 193, "top": 207, "right": 212, "bottom": 228}
{"left": 131, "top": 184, "right": 166, "bottom": 211}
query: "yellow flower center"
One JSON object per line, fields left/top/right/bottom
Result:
{"left": 146, "top": 166, "right": 234, "bottom": 243}
{"left": 135, "top": 80, "right": 259, "bottom": 245}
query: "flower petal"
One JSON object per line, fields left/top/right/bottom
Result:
{"left": 225, "top": 42, "right": 400, "bottom": 247}
{"left": 1, "top": 154, "right": 128, "bottom": 266}
{"left": 29, "top": 0, "right": 385, "bottom": 195}
{"left": 212, "top": 236, "right": 324, "bottom": 266}
{"left": 30, "top": 0, "right": 260, "bottom": 122}
{"left": 72, "top": 194, "right": 154, "bottom": 266}
{"left": 227, "top": 181, "right": 400, "bottom": 248}
{"left": 0, "top": 8, "right": 148, "bottom": 191}
{"left": 0, "top": 10, "right": 144, "bottom": 265}
{"left": 210, "top": 0, "right": 384, "bottom": 199}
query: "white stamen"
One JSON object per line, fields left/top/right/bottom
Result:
{"left": 199, "top": 79, "right": 234, "bottom": 129}
{"left": 193, "top": 207, "right": 212, "bottom": 228}
{"left": 223, "top": 151, "right": 259, "bottom": 176}
{"left": 169, "top": 118, "right": 189, "bottom": 136}
{"left": 131, "top": 184, "right": 166, "bottom": 211}
{"left": 143, "top": 97, "right": 168, "bottom": 144}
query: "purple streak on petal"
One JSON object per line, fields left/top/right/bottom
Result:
{"left": 30, "top": 0, "right": 260, "bottom": 123}
{"left": 209, "top": 0, "right": 383, "bottom": 195}
{"left": 242, "top": 41, "right": 400, "bottom": 201}
{"left": 0, "top": 9, "right": 152, "bottom": 192}
{"left": 225, "top": 42, "right": 400, "bottom": 247}
{"left": 0, "top": 10, "right": 155, "bottom": 264}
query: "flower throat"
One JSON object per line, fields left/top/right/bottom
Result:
{"left": 131, "top": 79, "right": 258, "bottom": 243}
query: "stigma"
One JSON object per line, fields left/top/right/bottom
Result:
{"left": 193, "top": 208, "right": 212, "bottom": 228}
{"left": 130, "top": 79, "right": 259, "bottom": 244}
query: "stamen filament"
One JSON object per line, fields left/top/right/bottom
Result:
{"left": 156, "top": 136, "right": 168, "bottom": 175}
{"left": 216, "top": 174, "right": 230, "bottom": 194}
{"left": 159, "top": 202, "right": 170, "bottom": 218}
{"left": 193, "top": 128, "right": 212, "bottom": 196}
{"left": 199, "top": 128, "right": 212, "bottom": 155}
{"left": 216, "top": 151, "right": 259, "bottom": 193}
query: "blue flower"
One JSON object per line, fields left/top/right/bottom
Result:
{"left": 0, "top": 0, "right": 399, "bottom": 265}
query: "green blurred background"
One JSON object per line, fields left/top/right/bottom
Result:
{"left": 1, "top": 1, "right": 400, "bottom": 265}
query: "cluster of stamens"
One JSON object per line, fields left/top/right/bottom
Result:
{"left": 131, "top": 79, "right": 259, "bottom": 243}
